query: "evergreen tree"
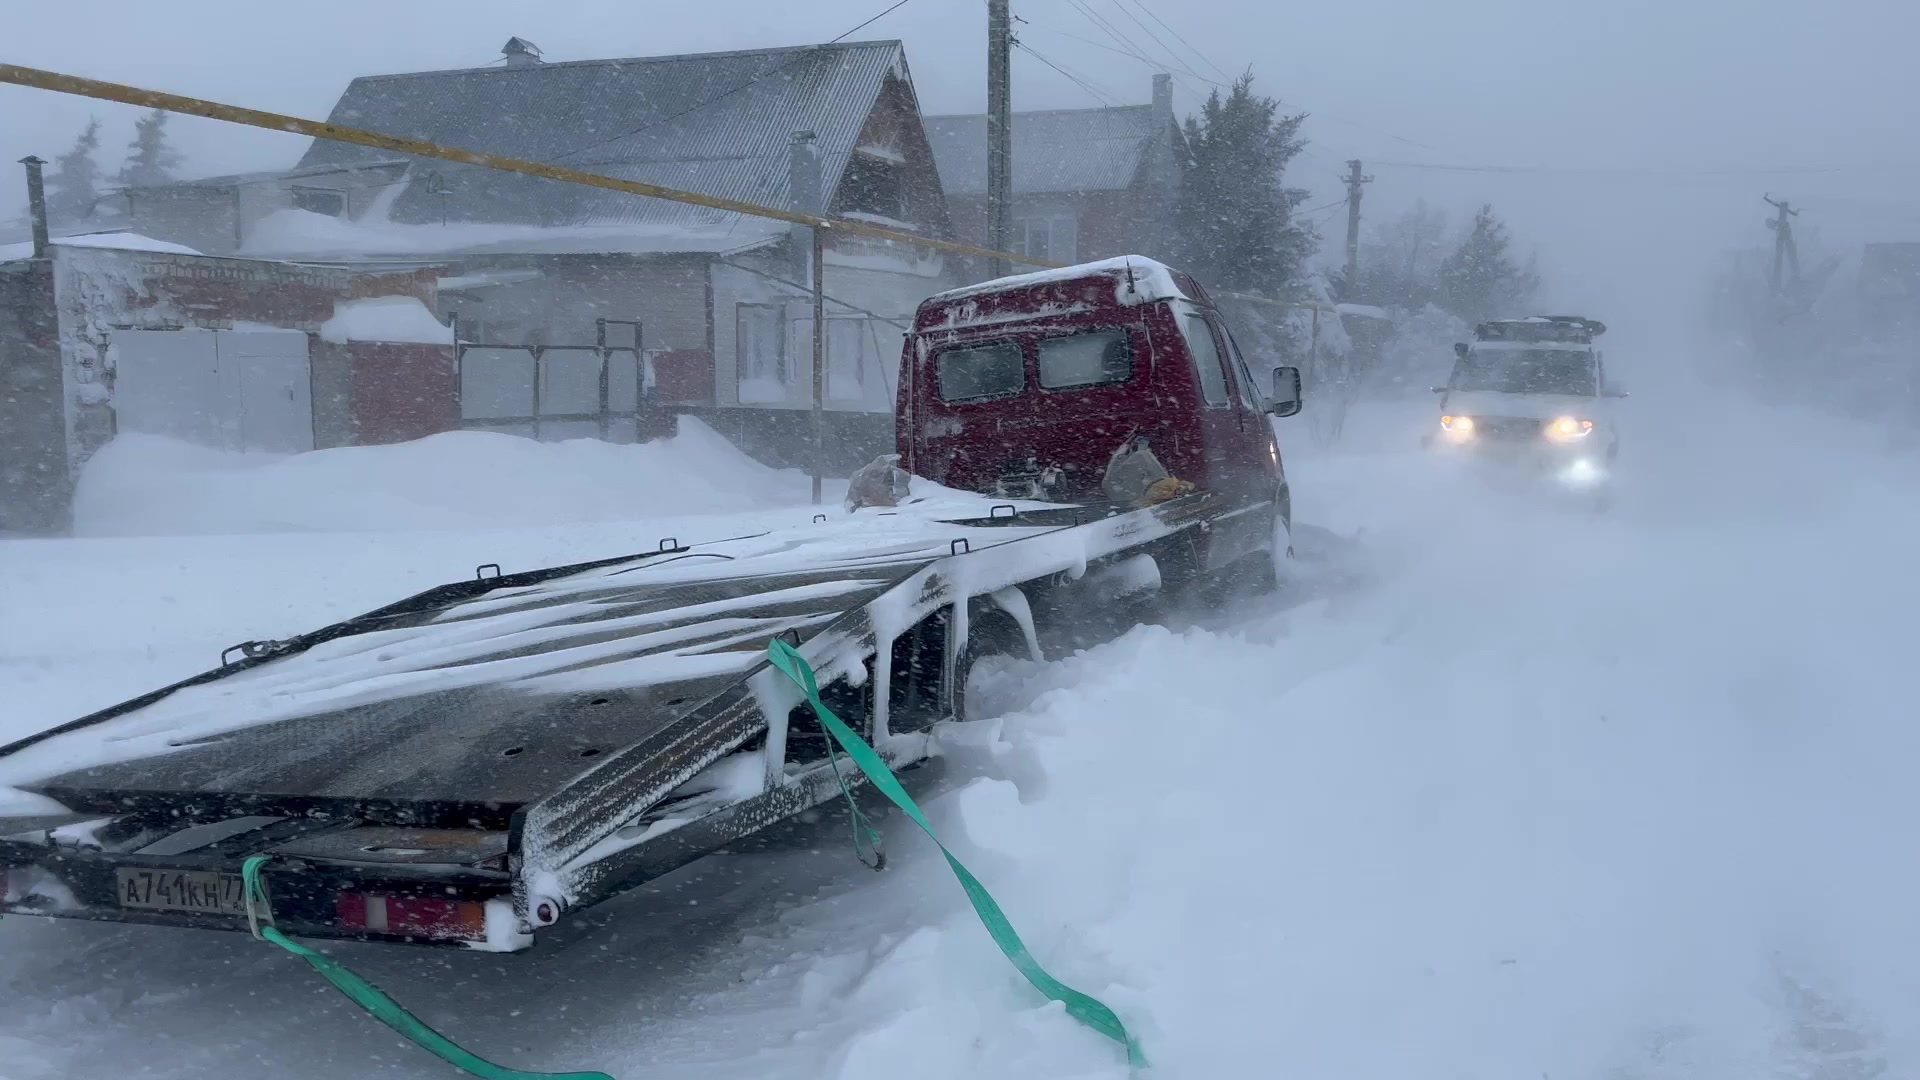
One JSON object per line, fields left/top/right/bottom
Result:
{"left": 1171, "top": 74, "right": 1315, "bottom": 295}
{"left": 117, "top": 109, "right": 183, "bottom": 188}
{"left": 1351, "top": 200, "right": 1449, "bottom": 308}
{"left": 47, "top": 118, "right": 103, "bottom": 223}
{"left": 1435, "top": 204, "right": 1538, "bottom": 322}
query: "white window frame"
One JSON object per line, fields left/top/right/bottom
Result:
{"left": 1013, "top": 213, "right": 1078, "bottom": 264}
{"left": 291, "top": 186, "right": 346, "bottom": 218}
{"left": 735, "top": 303, "right": 787, "bottom": 385}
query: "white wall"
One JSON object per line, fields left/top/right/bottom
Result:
{"left": 709, "top": 249, "right": 953, "bottom": 414}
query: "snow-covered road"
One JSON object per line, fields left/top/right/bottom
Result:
{"left": 4, "top": 392, "right": 1917, "bottom": 1079}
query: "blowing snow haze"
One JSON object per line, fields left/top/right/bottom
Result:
{"left": 2, "top": 2, "right": 1920, "bottom": 1079}
{"left": 5, "top": 0, "right": 1919, "bottom": 319}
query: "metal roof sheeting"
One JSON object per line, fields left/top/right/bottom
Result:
{"left": 923, "top": 105, "right": 1161, "bottom": 196}
{"left": 296, "top": 41, "right": 909, "bottom": 229}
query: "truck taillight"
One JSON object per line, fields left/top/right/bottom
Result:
{"left": 337, "top": 891, "right": 487, "bottom": 942}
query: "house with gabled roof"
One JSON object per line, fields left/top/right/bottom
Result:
{"left": 923, "top": 74, "right": 1186, "bottom": 267}
{"left": 122, "top": 38, "right": 961, "bottom": 469}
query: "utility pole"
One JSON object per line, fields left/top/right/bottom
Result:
{"left": 1342, "top": 159, "right": 1371, "bottom": 293}
{"left": 1764, "top": 194, "right": 1801, "bottom": 297}
{"left": 986, "top": 0, "right": 1013, "bottom": 279}
{"left": 811, "top": 225, "right": 827, "bottom": 505}
{"left": 18, "top": 156, "right": 49, "bottom": 258}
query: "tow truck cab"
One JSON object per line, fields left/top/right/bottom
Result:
{"left": 896, "top": 256, "right": 1303, "bottom": 571}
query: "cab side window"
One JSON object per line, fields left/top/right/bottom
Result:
{"left": 1182, "top": 312, "right": 1232, "bottom": 408}
{"left": 1222, "top": 326, "right": 1265, "bottom": 411}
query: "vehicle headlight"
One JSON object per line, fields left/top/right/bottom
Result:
{"left": 1441, "top": 414, "right": 1474, "bottom": 434}
{"left": 1547, "top": 416, "right": 1594, "bottom": 439}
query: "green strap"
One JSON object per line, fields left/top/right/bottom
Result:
{"left": 239, "top": 856, "right": 613, "bottom": 1080}
{"left": 766, "top": 640, "right": 1147, "bottom": 1068}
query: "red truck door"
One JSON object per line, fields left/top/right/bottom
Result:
{"left": 1169, "top": 303, "right": 1277, "bottom": 569}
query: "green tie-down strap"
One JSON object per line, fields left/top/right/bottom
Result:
{"left": 238, "top": 855, "right": 614, "bottom": 1080}
{"left": 766, "top": 639, "right": 1148, "bottom": 1068}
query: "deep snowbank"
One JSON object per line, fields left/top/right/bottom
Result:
{"left": 5, "top": 370, "right": 1917, "bottom": 1079}
{"left": 71, "top": 418, "right": 830, "bottom": 536}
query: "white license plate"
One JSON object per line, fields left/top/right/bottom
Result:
{"left": 114, "top": 868, "right": 248, "bottom": 916}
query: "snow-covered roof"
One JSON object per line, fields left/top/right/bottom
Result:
{"left": 240, "top": 208, "right": 786, "bottom": 260}
{"left": 318, "top": 296, "right": 455, "bottom": 345}
{"left": 141, "top": 160, "right": 412, "bottom": 193}
{"left": 295, "top": 41, "right": 915, "bottom": 231}
{"left": 1468, "top": 339, "right": 1593, "bottom": 352}
{"left": 0, "top": 231, "right": 203, "bottom": 262}
{"left": 1336, "top": 303, "right": 1390, "bottom": 319}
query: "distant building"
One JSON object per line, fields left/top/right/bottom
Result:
{"left": 923, "top": 74, "right": 1186, "bottom": 265}
{"left": 1860, "top": 242, "right": 1920, "bottom": 340}
{"left": 120, "top": 38, "right": 964, "bottom": 467}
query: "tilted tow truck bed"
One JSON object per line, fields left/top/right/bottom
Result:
{"left": 0, "top": 492, "right": 1238, "bottom": 951}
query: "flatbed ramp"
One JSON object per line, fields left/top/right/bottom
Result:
{"left": 0, "top": 492, "right": 1235, "bottom": 949}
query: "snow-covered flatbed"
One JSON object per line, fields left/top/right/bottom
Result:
{"left": 0, "top": 489, "right": 1244, "bottom": 950}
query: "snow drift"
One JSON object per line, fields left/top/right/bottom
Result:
{"left": 71, "top": 417, "right": 824, "bottom": 536}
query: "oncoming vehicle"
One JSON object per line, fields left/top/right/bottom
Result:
{"left": 1425, "top": 315, "right": 1626, "bottom": 491}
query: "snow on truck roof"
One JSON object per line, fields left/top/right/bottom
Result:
{"left": 924, "top": 255, "right": 1191, "bottom": 308}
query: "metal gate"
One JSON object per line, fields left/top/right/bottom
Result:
{"left": 454, "top": 318, "right": 644, "bottom": 442}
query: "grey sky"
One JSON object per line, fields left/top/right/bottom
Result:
{"left": 4, "top": 0, "right": 1916, "bottom": 327}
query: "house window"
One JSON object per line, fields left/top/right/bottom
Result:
{"left": 292, "top": 186, "right": 346, "bottom": 217}
{"left": 736, "top": 303, "right": 786, "bottom": 400}
{"left": 839, "top": 154, "right": 906, "bottom": 221}
{"left": 1014, "top": 215, "right": 1077, "bottom": 264}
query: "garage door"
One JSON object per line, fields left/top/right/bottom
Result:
{"left": 109, "top": 329, "right": 314, "bottom": 453}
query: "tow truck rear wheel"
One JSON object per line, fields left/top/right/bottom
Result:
{"left": 953, "top": 608, "right": 1032, "bottom": 724}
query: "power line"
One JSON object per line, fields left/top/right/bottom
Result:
{"left": 1370, "top": 158, "right": 1855, "bottom": 177}
{"left": 1107, "top": 0, "right": 1217, "bottom": 88}
{"left": 1013, "top": 41, "right": 1119, "bottom": 107}
{"left": 1120, "top": 0, "right": 1233, "bottom": 83}
{"left": 1019, "top": 22, "right": 1224, "bottom": 87}
{"left": 546, "top": 0, "right": 921, "bottom": 166}
{"left": 1059, "top": 2, "right": 1443, "bottom": 154}
{"left": 1063, "top": 0, "right": 1210, "bottom": 101}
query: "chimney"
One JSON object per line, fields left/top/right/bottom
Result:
{"left": 501, "top": 37, "right": 544, "bottom": 68}
{"left": 1152, "top": 73, "right": 1172, "bottom": 122}
{"left": 18, "top": 156, "right": 49, "bottom": 258}
{"left": 787, "top": 131, "right": 821, "bottom": 281}
{"left": 788, "top": 131, "right": 820, "bottom": 215}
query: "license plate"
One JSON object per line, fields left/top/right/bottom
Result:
{"left": 114, "top": 868, "right": 248, "bottom": 916}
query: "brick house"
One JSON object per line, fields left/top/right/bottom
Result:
{"left": 923, "top": 74, "right": 1186, "bottom": 265}
{"left": 124, "top": 38, "right": 963, "bottom": 468}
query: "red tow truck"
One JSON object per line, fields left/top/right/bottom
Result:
{"left": 0, "top": 255, "right": 1302, "bottom": 950}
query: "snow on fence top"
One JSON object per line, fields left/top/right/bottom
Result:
{"left": 318, "top": 296, "right": 455, "bottom": 345}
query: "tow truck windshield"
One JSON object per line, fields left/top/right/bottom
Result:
{"left": 1451, "top": 348, "right": 1596, "bottom": 396}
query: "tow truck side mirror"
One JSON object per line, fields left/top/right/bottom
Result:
{"left": 1269, "top": 365, "right": 1303, "bottom": 417}
{"left": 1454, "top": 342, "right": 1469, "bottom": 359}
